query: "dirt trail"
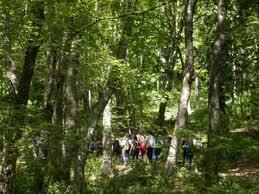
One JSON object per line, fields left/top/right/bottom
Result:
{"left": 219, "top": 162, "right": 259, "bottom": 184}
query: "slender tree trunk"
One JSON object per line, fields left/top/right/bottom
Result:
{"left": 240, "top": 73, "right": 245, "bottom": 118}
{"left": 62, "top": 52, "right": 79, "bottom": 183}
{"left": 165, "top": 0, "right": 197, "bottom": 173}
{"left": 44, "top": 29, "right": 69, "bottom": 185}
{"left": 206, "top": 0, "right": 228, "bottom": 185}
{"left": 46, "top": 48, "right": 64, "bottom": 183}
{"left": 195, "top": 70, "right": 200, "bottom": 103}
{"left": 231, "top": 64, "right": 237, "bottom": 114}
{"left": 157, "top": 101, "right": 167, "bottom": 127}
{"left": 257, "top": 0, "right": 259, "bottom": 14}
{"left": 102, "top": 99, "right": 112, "bottom": 175}
{"left": 44, "top": 3, "right": 75, "bottom": 184}
{"left": 32, "top": 131, "right": 47, "bottom": 194}
{"left": 83, "top": 90, "right": 91, "bottom": 114}
{"left": 187, "top": 100, "right": 193, "bottom": 115}
{"left": 31, "top": 48, "right": 56, "bottom": 193}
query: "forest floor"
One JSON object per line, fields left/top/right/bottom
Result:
{"left": 219, "top": 161, "right": 259, "bottom": 184}
{"left": 218, "top": 125, "right": 259, "bottom": 184}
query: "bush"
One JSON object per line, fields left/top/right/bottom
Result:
{"left": 45, "top": 182, "right": 73, "bottom": 194}
{"left": 207, "top": 177, "right": 259, "bottom": 194}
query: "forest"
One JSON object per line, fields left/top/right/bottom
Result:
{"left": 0, "top": 0, "right": 258, "bottom": 193}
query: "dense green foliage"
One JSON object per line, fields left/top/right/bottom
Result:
{"left": 0, "top": 0, "right": 258, "bottom": 193}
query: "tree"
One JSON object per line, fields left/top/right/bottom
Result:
{"left": 206, "top": 0, "right": 229, "bottom": 185}
{"left": 156, "top": 0, "right": 185, "bottom": 127}
{"left": 102, "top": 99, "right": 112, "bottom": 174}
{"left": 165, "top": 0, "right": 197, "bottom": 173}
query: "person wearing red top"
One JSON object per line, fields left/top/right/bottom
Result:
{"left": 138, "top": 135, "right": 146, "bottom": 159}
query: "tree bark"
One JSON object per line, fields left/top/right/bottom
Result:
{"left": 194, "top": 70, "right": 200, "bottom": 104}
{"left": 43, "top": 3, "right": 74, "bottom": 183}
{"left": 63, "top": 51, "right": 79, "bottom": 183}
{"left": 165, "top": 0, "right": 197, "bottom": 173}
{"left": 157, "top": 101, "right": 168, "bottom": 127}
{"left": 31, "top": 48, "right": 56, "bottom": 193}
{"left": 187, "top": 100, "right": 193, "bottom": 115}
{"left": 44, "top": 44, "right": 65, "bottom": 183}
{"left": 102, "top": 99, "right": 112, "bottom": 175}
{"left": 83, "top": 90, "right": 92, "bottom": 114}
{"left": 206, "top": 0, "right": 228, "bottom": 185}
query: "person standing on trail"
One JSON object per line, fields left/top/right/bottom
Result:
{"left": 121, "top": 134, "right": 130, "bottom": 165}
{"left": 138, "top": 134, "right": 146, "bottom": 160}
{"left": 146, "top": 134, "right": 155, "bottom": 162}
{"left": 182, "top": 139, "right": 193, "bottom": 167}
{"left": 129, "top": 134, "right": 138, "bottom": 162}
{"left": 112, "top": 138, "right": 121, "bottom": 162}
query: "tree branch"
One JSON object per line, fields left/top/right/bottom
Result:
{"left": 177, "top": 45, "right": 184, "bottom": 70}
{"left": 74, "top": 2, "right": 168, "bottom": 36}
{"left": 104, "top": 2, "right": 167, "bottom": 20}
{"left": 192, "top": 63, "right": 206, "bottom": 80}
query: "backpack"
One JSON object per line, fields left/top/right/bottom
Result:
{"left": 88, "top": 141, "right": 95, "bottom": 152}
{"left": 152, "top": 149, "right": 158, "bottom": 161}
{"left": 114, "top": 140, "right": 121, "bottom": 153}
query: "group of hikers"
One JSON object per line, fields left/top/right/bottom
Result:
{"left": 112, "top": 133, "right": 164, "bottom": 165}
{"left": 89, "top": 132, "right": 195, "bottom": 167}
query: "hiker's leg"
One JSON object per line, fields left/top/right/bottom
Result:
{"left": 122, "top": 150, "right": 126, "bottom": 164}
{"left": 125, "top": 150, "right": 129, "bottom": 164}
{"left": 150, "top": 148, "right": 154, "bottom": 162}
{"left": 146, "top": 147, "right": 151, "bottom": 161}
{"left": 183, "top": 150, "right": 186, "bottom": 165}
{"left": 190, "top": 154, "right": 193, "bottom": 166}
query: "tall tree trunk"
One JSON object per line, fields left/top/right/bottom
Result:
{"left": 194, "top": 70, "right": 200, "bottom": 104}
{"left": 206, "top": 0, "right": 228, "bottom": 185}
{"left": 0, "top": 2, "right": 44, "bottom": 193}
{"left": 257, "top": 0, "right": 259, "bottom": 14}
{"left": 44, "top": 2, "right": 74, "bottom": 184}
{"left": 187, "top": 100, "right": 193, "bottom": 115}
{"left": 83, "top": 90, "right": 92, "bottom": 114}
{"left": 165, "top": 0, "right": 197, "bottom": 173}
{"left": 45, "top": 45, "right": 64, "bottom": 183}
{"left": 63, "top": 51, "right": 79, "bottom": 183}
{"left": 231, "top": 64, "right": 237, "bottom": 114}
{"left": 157, "top": 101, "right": 168, "bottom": 127}
{"left": 30, "top": 47, "right": 58, "bottom": 194}
{"left": 32, "top": 130, "right": 47, "bottom": 194}
{"left": 102, "top": 99, "right": 112, "bottom": 175}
